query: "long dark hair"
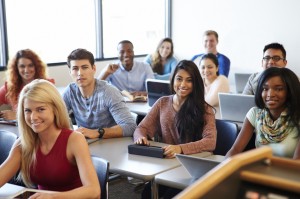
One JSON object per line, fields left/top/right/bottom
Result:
{"left": 255, "top": 67, "right": 300, "bottom": 133}
{"left": 170, "top": 60, "right": 212, "bottom": 143}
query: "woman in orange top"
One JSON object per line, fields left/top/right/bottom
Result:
{"left": 0, "top": 49, "right": 55, "bottom": 120}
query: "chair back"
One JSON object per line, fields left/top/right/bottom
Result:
{"left": 214, "top": 119, "right": 238, "bottom": 155}
{"left": 0, "top": 130, "right": 17, "bottom": 164}
{"left": 92, "top": 156, "right": 109, "bottom": 199}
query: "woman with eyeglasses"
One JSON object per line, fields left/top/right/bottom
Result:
{"left": 0, "top": 49, "right": 55, "bottom": 121}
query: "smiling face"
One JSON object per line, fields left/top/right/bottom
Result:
{"left": 17, "top": 57, "right": 36, "bottom": 84}
{"left": 200, "top": 58, "right": 218, "bottom": 82}
{"left": 118, "top": 42, "right": 134, "bottom": 71}
{"left": 69, "top": 59, "right": 96, "bottom": 88}
{"left": 159, "top": 41, "right": 172, "bottom": 59}
{"left": 262, "top": 48, "right": 287, "bottom": 70}
{"left": 203, "top": 34, "right": 218, "bottom": 54}
{"left": 262, "top": 76, "right": 287, "bottom": 119}
{"left": 173, "top": 69, "right": 193, "bottom": 100}
{"left": 24, "top": 99, "right": 56, "bottom": 134}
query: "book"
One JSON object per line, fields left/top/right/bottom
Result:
{"left": 121, "top": 90, "right": 147, "bottom": 102}
{"left": 0, "top": 183, "right": 55, "bottom": 199}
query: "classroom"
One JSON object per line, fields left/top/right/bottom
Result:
{"left": 0, "top": 0, "right": 300, "bottom": 198}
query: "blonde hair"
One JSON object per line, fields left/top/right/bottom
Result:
{"left": 17, "top": 79, "right": 70, "bottom": 187}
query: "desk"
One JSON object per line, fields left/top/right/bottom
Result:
{"left": 0, "top": 123, "right": 18, "bottom": 136}
{"left": 154, "top": 155, "right": 225, "bottom": 190}
{"left": 89, "top": 137, "right": 212, "bottom": 181}
{"left": 126, "top": 102, "right": 151, "bottom": 116}
{"left": 89, "top": 137, "right": 212, "bottom": 199}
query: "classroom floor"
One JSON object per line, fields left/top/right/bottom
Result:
{"left": 108, "top": 176, "right": 145, "bottom": 199}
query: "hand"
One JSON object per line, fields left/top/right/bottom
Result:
{"left": 29, "top": 192, "right": 56, "bottom": 199}
{"left": 76, "top": 127, "right": 99, "bottom": 139}
{"left": 163, "top": 145, "right": 182, "bottom": 159}
{"left": 106, "top": 63, "right": 119, "bottom": 74}
{"left": 0, "top": 110, "right": 16, "bottom": 121}
{"left": 134, "top": 137, "right": 150, "bottom": 146}
{"left": 131, "top": 91, "right": 147, "bottom": 97}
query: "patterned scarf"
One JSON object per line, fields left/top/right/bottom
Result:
{"left": 257, "top": 108, "right": 290, "bottom": 145}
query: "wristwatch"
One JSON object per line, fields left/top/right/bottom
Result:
{"left": 98, "top": 128, "right": 105, "bottom": 138}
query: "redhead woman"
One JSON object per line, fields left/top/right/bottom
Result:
{"left": 0, "top": 49, "right": 55, "bottom": 120}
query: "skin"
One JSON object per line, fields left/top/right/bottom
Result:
{"left": 135, "top": 69, "right": 193, "bottom": 158}
{"left": 200, "top": 58, "right": 219, "bottom": 86}
{"left": 159, "top": 41, "right": 172, "bottom": 64}
{"left": 226, "top": 76, "right": 300, "bottom": 159}
{"left": 98, "top": 42, "right": 146, "bottom": 96}
{"left": 0, "top": 99, "right": 100, "bottom": 198}
{"left": 262, "top": 48, "right": 287, "bottom": 70}
{"left": 69, "top": 59, "right": 123, "bottom": 139}
{"left": 0, "top": 58, "right": 36, "bottom": 120}
{"left": 203, "top": 34, "right": 218, "bottom": 54}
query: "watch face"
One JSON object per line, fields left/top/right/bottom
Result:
{"left": 98, "top": 128, "right": 105, "bottom": 138}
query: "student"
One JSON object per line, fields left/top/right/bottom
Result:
{"left": 0, "top": 49, "right": 55, "bottom": 121}
{"left": 0, "top": 79, "right": 100, "bottom": 198}
{"left": 134, "top": 60, "right": 216, "bottom": 199}
{"left": 144, "top": 38, "right": 178, "bottom": 80}
{"left": 200, "top": 53, "right": 230, "bottom": 107}
{"left": 191, "top": 30, "right": 230, "bottom": 77}
{"left": 243, "top": 43, "right": 287, "bottom": 95}
{"left": 63, "top": 48, "right": 136, "bottom": 139}
{"left": 98, "top": 40, "right": 154, "bottom": 96}
{"left": 226, "top": 67, "right": 300, "bottom": 159}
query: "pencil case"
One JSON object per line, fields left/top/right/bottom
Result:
{"left": 128, "top": 144, "right": 164, "bottom": 158}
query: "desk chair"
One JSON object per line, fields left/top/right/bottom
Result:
{"left": 214, "top": 119, "right": 238, "bottom": 155}
{"left": 92, "top": 156, "right": 109, "bottom": 199}
{"left": 0, "top": 130, "right": 17, "bottom": 164}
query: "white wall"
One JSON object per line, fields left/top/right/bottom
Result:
{"left": 172, "top": 0, "right": 300, "bottom": 85}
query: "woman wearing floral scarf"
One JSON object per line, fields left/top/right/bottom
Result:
{"left": 226, "top": 67, "right": 300, "bottom": 159}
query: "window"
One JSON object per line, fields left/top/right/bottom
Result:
{"left": 102, "top": 0, "right": 166, "bottom": 57}
{"left": 5, "top": 0, "right": 96, "bottom": 64}
{"left": 1, "top": 0, "right": 168, "bottom": 67}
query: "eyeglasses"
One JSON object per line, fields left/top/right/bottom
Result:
{"left": 262, "top": 56, "right": 285, "bottom": 62}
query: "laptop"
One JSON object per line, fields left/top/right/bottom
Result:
{"left": 146, "top": 79, "right": 171, "bottom": 107}
{"left": 234, "top": 73, "right": 252, "bottom": 93}
{"left": 218, "top": 93, "right": 255, "bottom": 123}
{"left": 176, "top": 154, "right": 220, "bottom": 180}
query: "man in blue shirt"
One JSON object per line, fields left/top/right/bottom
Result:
{"left": 191, "top": 30, "right": 230, "bottom": 77}
{"left": 63, "top": 48, "right": 137, "bottom": 139}
{"left": 98, "top": 40, "right": 154, "bottom": 96}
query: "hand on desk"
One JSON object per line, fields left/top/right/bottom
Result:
{"left": 135, "top": 137, "right": 150, "bottom": 146}
{"left": 163, "top": 145, "right": 182, "bottom": 159}
{"left": 76, "top": 127, "right": 98, "bottom": 139}
{"left": 0, "top": 110, "right": 16, "bottom": 121}
{"left": 135, "top": 137, "right": 182, "bottom": 159}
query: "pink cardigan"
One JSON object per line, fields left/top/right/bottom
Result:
{"left": 133, "top": 95, "right": 216, "bottom": 154}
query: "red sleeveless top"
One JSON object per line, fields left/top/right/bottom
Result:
{"left": 30, "top": 128, "right": 82, "bottom": 191}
